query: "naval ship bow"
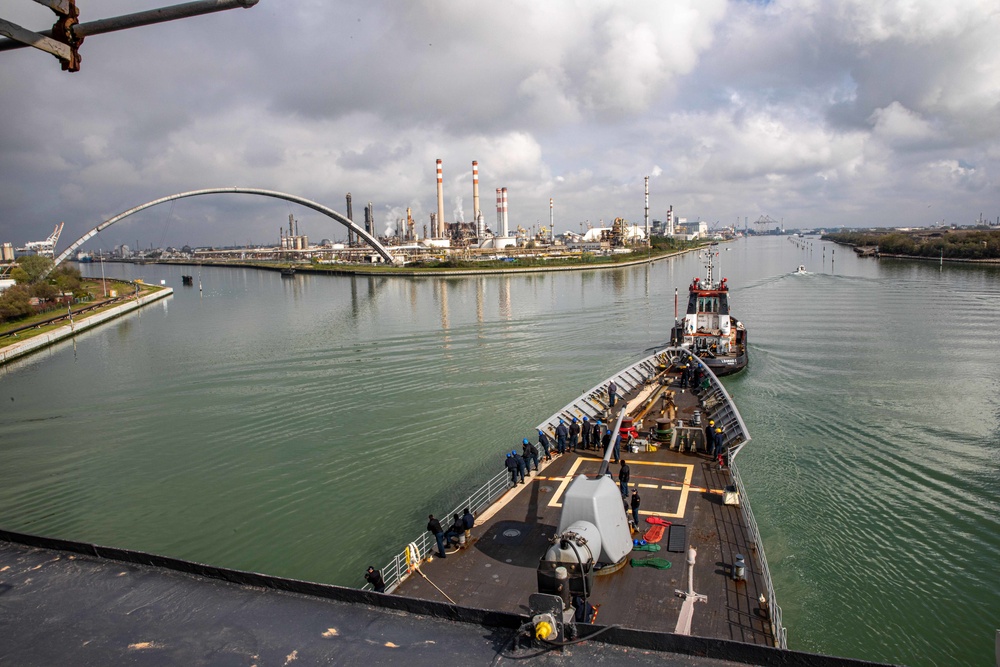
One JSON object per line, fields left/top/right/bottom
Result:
{"left": 371, "top": 347, "right": 784, "bottom": 651}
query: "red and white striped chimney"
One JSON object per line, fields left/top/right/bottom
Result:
{"left": 472, "top": 161, "right": 480, "bottom": 223}
{"left": 436, "top": 158, "right": 445, "bottom": 238}
{"left": 496, "top": 188, "right": 502, "bottom": 234}
{"left": 501, "top": 187, "right": 509, "bottom": 237}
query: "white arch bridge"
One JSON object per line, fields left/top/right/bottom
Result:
{"left": 49, "top": 187, "right": 397, "bottom": 269}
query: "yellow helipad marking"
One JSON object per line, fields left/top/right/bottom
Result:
{"left": 547, "top": 458, "right": 696, "bottom": 518}
{"left": 546, "top": 457, "right": 589, "bottom": 508}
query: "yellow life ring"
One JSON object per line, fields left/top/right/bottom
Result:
{"left": 405, "top": 542, "right": 420, "bottom": 572}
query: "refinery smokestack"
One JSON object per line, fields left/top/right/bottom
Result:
{"left": 496, "top": 188, "right": 502, "bottom": 235}
{"left": 436, "top": 158, "right": 445, "bottom": 238}
{"left": 549, "top": 198, "right": 554, "bottom": 242}
{"left": 472, "top": 161, "right": 480, "bottom": 224}
{"left": 346, "top": 192, "right": 354, "bottom": 245}
{"left": 501, "top": 187, "right": 509, "bottom": 238}
{"left": 644, "top": 176, "right": 649, "bottom": 246}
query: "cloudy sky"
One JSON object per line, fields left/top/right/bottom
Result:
{"left": 1, "top": 0, "right": 998, "bottom": 250}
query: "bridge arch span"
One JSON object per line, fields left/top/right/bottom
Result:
{"left": 50, "top": 187, "right": 396, "bottom": 269}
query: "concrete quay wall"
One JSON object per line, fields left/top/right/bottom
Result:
{"left": 0, "top": 287, "right": 172, "bottom": 366}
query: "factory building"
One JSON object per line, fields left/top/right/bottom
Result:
{"left": 280, "top": 214, "right": 309, "bottom": 251}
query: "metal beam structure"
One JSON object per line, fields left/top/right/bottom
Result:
{"left": 0, "top": 17, "right": 72, "bottom": 62}
{"left": 0, "top": 0, "right": 259, "bottom": 71}
{"left": 44, "top": 187, "right": 398, "bottom": 277}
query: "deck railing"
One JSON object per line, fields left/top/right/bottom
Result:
{"left": 364, "top": 466, "right": 513, "bottom": 593}
{"left": 729, "top": 457, "right": 788, "bottom": 649}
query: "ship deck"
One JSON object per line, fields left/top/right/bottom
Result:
{"left": 393, "top": 367, "right": 777, "bottom": 646}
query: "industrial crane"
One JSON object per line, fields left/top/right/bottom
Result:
{"left": 21, "top": 222, "right": 64, "bottom": 258}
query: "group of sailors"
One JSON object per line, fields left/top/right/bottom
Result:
{"left": 504, "top": 366, "right": 725, "bottom": 487}
{"left": 705, "top": 419, "right": 726, "bottom": 461}
{"left": 679, "top": 361, "right": 709, "bottom": 389}
{"left": 505, "top": 414, "right": 630, "bottom": 486}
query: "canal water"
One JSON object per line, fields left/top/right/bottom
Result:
{"left": 1, "top": 237, "right": 997, "bottom": 666}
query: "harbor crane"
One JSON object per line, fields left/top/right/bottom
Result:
{"left": 752, "top": 215, "right": 781, "bottom": 233}
{"left": 20, "top": 222, "right": 64, "bottom": 258}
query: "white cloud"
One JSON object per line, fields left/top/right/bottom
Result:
{"left": 921, "top": 159, "right": 988, "bottom": 193}
{"left": 1, "top": 0, "right": 999, "bottom": 247}
{"left": 868, "top": 102, "right": 936, "bottom": 148}
{"left": 835, "top": 1, "right": 980, "bottom": 45}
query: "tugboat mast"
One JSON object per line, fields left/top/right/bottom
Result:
{"left": 701, "top": 243, "right": 722, "bottom": 289}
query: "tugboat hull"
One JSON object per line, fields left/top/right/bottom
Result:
{"left": 702, "top": 348, "right": 748, "bottom": 376}
{"left": 669, "top": 322, "right": 748, "bottom": 376}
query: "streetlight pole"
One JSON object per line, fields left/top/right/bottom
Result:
{"left": 100, "top": 253, "right": 107, "bottom": 297}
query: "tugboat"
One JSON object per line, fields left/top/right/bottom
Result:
{"left": 669, "top": 245, "right": 748, "bottom": 376}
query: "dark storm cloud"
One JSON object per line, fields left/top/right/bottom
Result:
{"left": 337, "top": 142, "right": 413, "bottom": 170}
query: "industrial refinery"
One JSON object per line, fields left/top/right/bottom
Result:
{"left": 247, "top": 158, "right": 708, "bottom": 266}
{"left": 1, "top": 159, "right": 728, "bottom": 270}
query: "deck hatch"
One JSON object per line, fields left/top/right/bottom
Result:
{"left": 667, "top": 524, "right": 687, "bottom": 552}
{"left": 488, "top": 521, "right": 534, "bottom": 546}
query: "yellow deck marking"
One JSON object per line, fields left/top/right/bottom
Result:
{"left": 546, "top": 457, "right": 588, "bottom": 508}
{"left": 547, "top": 458, "right": 697, "bottom": 518}
{"left": 662, "top": 463, "right": 695, "bottom": 519}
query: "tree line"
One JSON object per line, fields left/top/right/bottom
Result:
{"left": 1, "top": 256, "right": 87, "bottom": 324}
{"left": 823, "top": 230, "right": 1000, "bottom": 260}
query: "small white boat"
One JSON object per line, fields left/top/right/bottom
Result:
{"left": 792, "top": 265, "right": 807, "bottom": 275}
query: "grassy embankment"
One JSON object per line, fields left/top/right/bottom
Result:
{"left": 0, "top": 279, "right": 163, "bottom": 348}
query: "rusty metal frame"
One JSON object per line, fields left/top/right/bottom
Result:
{"left": 0, "top": 0, "right": 259, "bottom": 72}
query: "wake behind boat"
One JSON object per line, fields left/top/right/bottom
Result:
{"left": 370, "top": 347, "right": 784, "bottom": 653}
{"left": 669, "top": 245, "right": 748, "bottom": 376}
